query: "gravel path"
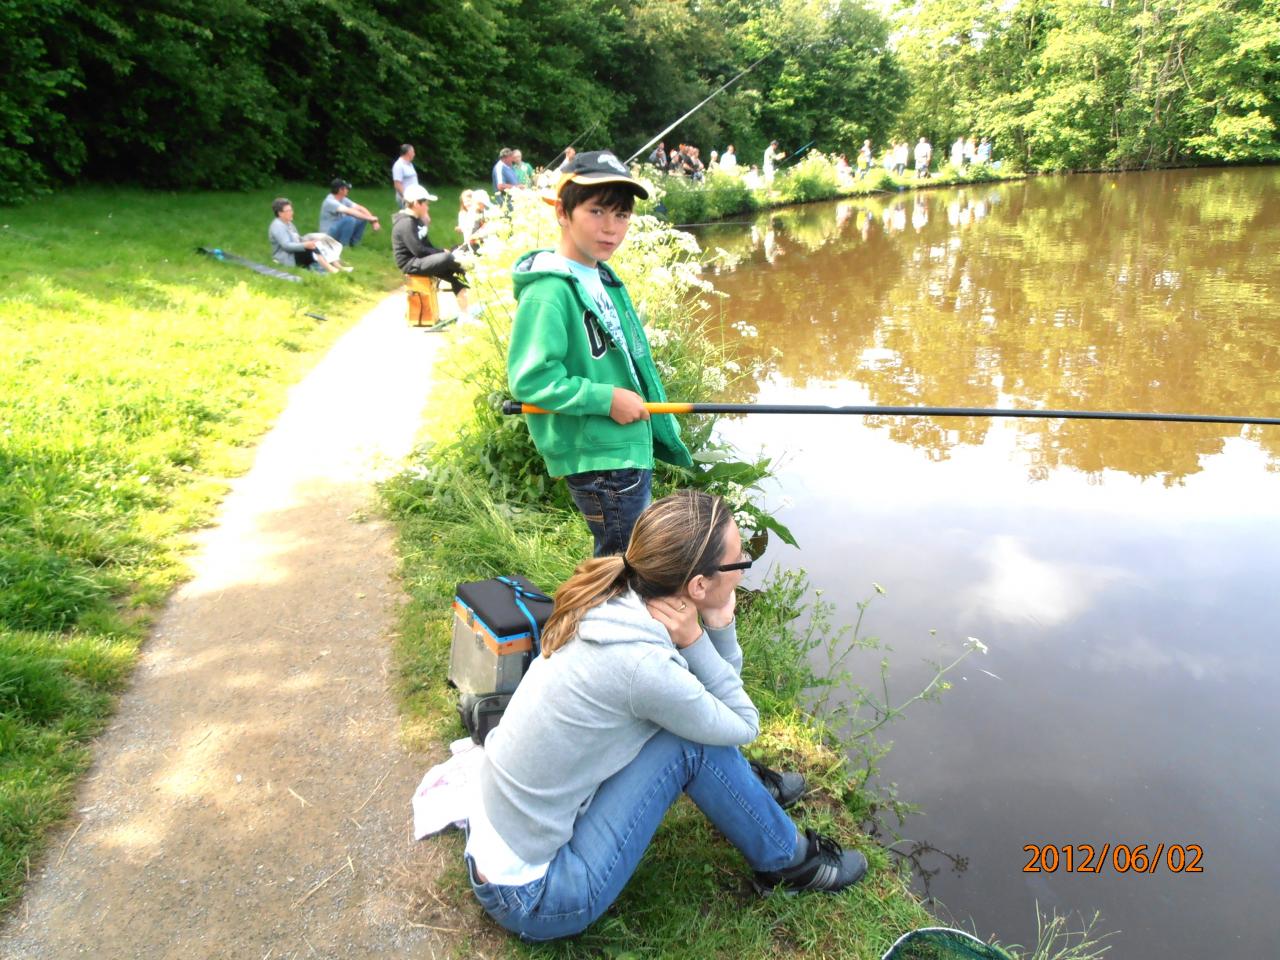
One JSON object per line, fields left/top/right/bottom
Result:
{"left": 2, "top": 294, "right": 455, "bottom": 960}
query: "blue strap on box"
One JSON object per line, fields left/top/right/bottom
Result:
{"left": 495, "top": 576, "right": 553, "bottom": 655}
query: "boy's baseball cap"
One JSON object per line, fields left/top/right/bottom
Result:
{"left": 403, "top": 184, "right": 439, "bottom": 203}
{"left": 547, "top": 150, "right": 649, "bottom": 204}
{"left": 330, "top": 178, "right": 352, "bottom": 191}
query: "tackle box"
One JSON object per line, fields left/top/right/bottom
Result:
{"left": 448, "top": 575, "right": 554, "bottom": 699}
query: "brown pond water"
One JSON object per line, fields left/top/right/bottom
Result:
{"left": 696, "top": 167, "right": 1280, "bottom": 957}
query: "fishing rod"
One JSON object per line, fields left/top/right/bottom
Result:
{"left": 675, "top": 219, "right": 758, "bottom": 228}
{"left": 501, "top": 400, "right": 1280, "bottom": 428}
{"left": 626, "top": 54, "right": 771, "bottom": 166}
{"left": 544, "top": 120, "right": 602, "bottom": 172}
{"left": 778, "top": 141, "right": 815, "bottom": 168}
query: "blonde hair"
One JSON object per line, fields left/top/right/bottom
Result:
{"left": 540, "top": 490, "right": 732, "bottom": 655}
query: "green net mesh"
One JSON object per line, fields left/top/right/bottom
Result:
{"left": 882, "top": 927, "right": 1014, "bottom": 960}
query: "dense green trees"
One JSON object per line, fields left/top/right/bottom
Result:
{"left": 894, "top": 0, "right": 1280, "bottom": 171}
{"left": 0, "top": 0, "right": 904, "bottom": 199}
{"left": 1, "top": 0, "right": 1276, "bottom": 200}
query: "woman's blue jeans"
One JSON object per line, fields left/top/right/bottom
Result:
{"left": 564, "top": 468, "right": 652, "bottom": 557}
{"left": 466, "top": 731, "right": 798, "bottom": 942}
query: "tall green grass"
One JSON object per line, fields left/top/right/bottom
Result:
{"left": 0, "top": 182, "right": 440, "bottom": 909}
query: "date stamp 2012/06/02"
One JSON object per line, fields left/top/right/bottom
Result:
{"left": 1023, "top": 843, "right": 1204, "bottom": 875}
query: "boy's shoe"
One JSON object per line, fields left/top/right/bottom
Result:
{"left": 754, "top": 829, "right": 867, "bottom": 894}
{"left": 750, "top": 760, "right": 806, "bottom": 809}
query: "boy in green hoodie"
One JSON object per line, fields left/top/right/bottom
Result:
{"left": 508, "top": 150, "right": 692, "bottom": 556}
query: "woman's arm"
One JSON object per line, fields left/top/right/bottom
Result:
{"left": 628, "top": 641, "right": 759, "bottom": 746}
{"left": 704, "top": 621, "right": 743, "bottom": 676}
{"left": 269, "top": 219, "right": 308, "bottom": 253}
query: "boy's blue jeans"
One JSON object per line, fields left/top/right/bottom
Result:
{"left": 466, "top": 731, "right": 798, "bottom": 942}
{"left": 564, "top": 468, "right": 652, "bottom": 557}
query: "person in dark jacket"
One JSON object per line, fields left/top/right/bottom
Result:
{"left": 391, "top": 184, "right": 477, "bottom": 319}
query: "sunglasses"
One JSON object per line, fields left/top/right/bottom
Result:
{"left": 716, "top": 559, "right": 753, "bottom": 573}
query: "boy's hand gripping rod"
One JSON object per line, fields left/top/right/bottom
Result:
{"left": 501, "top": 400, "right": 1280, "bottom": 428}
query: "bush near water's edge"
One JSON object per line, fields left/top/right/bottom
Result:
{"left": 645, "top": 153, "right": 1019, "bottom": 226}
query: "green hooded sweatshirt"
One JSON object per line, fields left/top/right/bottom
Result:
{"left": 508, "top": 250, "right": 693, "bottom": 477}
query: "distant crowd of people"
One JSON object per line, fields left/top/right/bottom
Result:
{"left": 264, "top": 133, "right": 997, "bottom": 286}
{"left": 645, "top": 139, "right": 794, "bottom": 188}
{"left": 265, "top": 141, "right": 591, "bottom": 324}
{"left": 638, "top": 133, "right": 996, "bottom": 193}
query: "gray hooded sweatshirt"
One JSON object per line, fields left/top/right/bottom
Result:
{"left": 479, "top": 589, "right": 757, "bottom": 865}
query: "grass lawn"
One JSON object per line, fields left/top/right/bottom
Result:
{"left": 0, "top": 180, "right": 469, "bottom": 910}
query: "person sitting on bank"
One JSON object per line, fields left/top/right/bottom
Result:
{"left": 392, "top": 184, "right": 478, "bottom": 319}
{"left": 465, "top": 490, "right": 868, "bottom": 942}
{"left": 268, "top": 198, "right": 340, "bottom": 273}
{"left": 319, "top": 179, "right": 380, "bottom": 248}
{"left": 457, "top": 189, "right": 495, "bottom": 251}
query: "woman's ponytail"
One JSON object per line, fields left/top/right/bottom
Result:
{"left": 540, "top": 555, "right": 629, "bottom": 655}
{"left": 540, "top": 490, "right": 732, "bottom": 656}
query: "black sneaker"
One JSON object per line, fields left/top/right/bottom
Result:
{"left": 750, "top": 760, "right": 806, "bottom": 809}
{"left": 754, "top": 829, "right": 868, "bottom": 894}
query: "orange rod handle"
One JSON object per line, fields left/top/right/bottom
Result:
{"left": 510, "top": 402, "right": 694, "bottom": 415}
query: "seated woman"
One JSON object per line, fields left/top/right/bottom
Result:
{"left": 268, "top": 198, "right": 340, "bottom": 273}
{"left": 467, "top": 490, "right": 867, "bottom": 942}
{"left": 456, "top": 189, "right": 495, "bottom": 252}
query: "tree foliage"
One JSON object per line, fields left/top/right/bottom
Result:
{"left": 1, "top": 0, "right": 1275, "bottom": 198}
{"left": 0, "top": 0, "right": 906, "bottom": 199}
{"left": 894, "top": 0, "right": 1280, "bottom": 171}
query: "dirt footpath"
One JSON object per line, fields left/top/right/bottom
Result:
{"left": 2, "top": 295, "right": 457, "bottom": 960}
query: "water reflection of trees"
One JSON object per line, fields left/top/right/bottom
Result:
{"left": 702, "top": 169, "right": 1280, "bottom": 481}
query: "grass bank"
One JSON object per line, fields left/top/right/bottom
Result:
{"left": 385, "top": 471, "right": 946, "bottom": 958}
{"left": 380, "top": 190, "right": 992, "bottom": 958}
{"left": 0, "top": 181, "right": 435, "bottom": 909}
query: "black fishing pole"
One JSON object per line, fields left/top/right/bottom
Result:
{"left": 544, "top": 120, "right": 602, "bottom": 172}
{"left": 501, "top": 400, "right": 1280, "bottom": 428}
{"left": 675, "top": 219, "right": 758, "bottom": 228}
{"left": 626, "top": 54, "right": 771, "bottom": 166}
{"left": 778, "top": 141, "right": 815, "bottom": 168}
